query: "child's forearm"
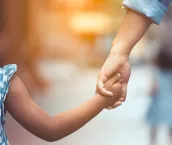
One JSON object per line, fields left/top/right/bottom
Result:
{"left": 111, "top": 10, "right": 152, "bottom": 56}
{"left": 48, "top": 94, "right": 105, "bottom": 141}
{"left": 7, "top": 76, "right": 115, "bottom": 142}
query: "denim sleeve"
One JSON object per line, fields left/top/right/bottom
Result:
{"left": 123, "top": 0, "right": 171, "bottom": 24}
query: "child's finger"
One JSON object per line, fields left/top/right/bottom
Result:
{"left": 106, "top": 101, "right": 122, "bottom": 110}
{"left": 119, "top": 97, "right": 125, "bottom": 102}
{"left": 106, "top": 73, "right": 121, "bottom": 87}
{"left": 99, "top": 87, "right": 113, "bottom": 97}
{"left": 112, "top": 73, "right": 121, "bottom": 84}
{"left": 97, "top": 80, "right": 113, "bottom": 97}
{"left": 112, "top": 82, "right": 122, "bottom": 97}
{"left": 106, "top": 106, "right": 112, "bottom": 110}
{"left": 98, "top": 80, "right": 104, "bottom": 88}
{"left": 111, "top": 101, "right": 122, "bottom": 108}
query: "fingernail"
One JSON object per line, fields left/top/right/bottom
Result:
{"left": 119, "top": 98, "right": 124, "bottom": 101}
{"left": 102, "top": 88, "right": 107, "bottom": 92}
{"left": 119, "top": 102, "right": 122, "bottom": 105}
{"left": 106, "top": 90, "right": 113, "bottom": 95}
{"left": 117, "top": 73, "right": 121, "bottom": 77}
{"left": 102, "top": 88, "right": 113, "bottom": 96}
{"left": 109, "top": 92, "right": 113, "bottom": 96}
{"left": 107, "top": 107, "right": 112, "bottom": 110}
{"left": 99, "top": 81, "right": 104, "bottom": 88}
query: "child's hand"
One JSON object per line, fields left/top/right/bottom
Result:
{"left": 97, "top": 74, "right": 122, "bottom": 108}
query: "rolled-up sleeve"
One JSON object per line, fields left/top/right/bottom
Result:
{"left": 123, "top": 0, "right": 171, "bottom": 24}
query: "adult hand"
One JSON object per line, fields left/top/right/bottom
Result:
{"left": 97, "top": 53, "right": 131, "bottom": 109}
{"left": 96, "top": 10, "right": 152, "bottom": 109}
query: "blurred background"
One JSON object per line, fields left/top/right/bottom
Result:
{"left": 0, "top": 0, "right": 172, "bottom": 145}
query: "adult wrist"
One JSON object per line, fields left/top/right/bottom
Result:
{"left": 109, "top": 50, "right": 129, "bottom": 62}
{"left": 110, "top": 42, "right": 131, "bottom": 58}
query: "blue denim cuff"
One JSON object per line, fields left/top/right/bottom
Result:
{"left": 123, "top": 0, "right": 169, "bottom": 24}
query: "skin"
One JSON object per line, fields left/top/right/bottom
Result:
{"left": 3, "top": 8, "right": 154, "bottom": 143}
{"left": 97, "top": 10, "right": 153, "bottom": 108}
{"left": 5, "top": 74, "right": 121, "bottom": 142}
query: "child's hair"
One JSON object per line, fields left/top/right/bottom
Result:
{"left": 156, "top": 43, "right": 172, "bottom": 70}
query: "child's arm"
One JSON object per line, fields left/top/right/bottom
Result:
{"left": 5, "top": 75, "right": 121, "bottom": 142}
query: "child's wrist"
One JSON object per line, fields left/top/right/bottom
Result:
{"left": 94, "top": 93, "right": 109, "bottom": 109}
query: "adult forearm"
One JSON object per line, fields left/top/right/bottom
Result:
{"left": 111, "top": 10, "right": 152, "bottom": 56}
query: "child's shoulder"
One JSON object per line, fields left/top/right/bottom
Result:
{"left": 1, "top": 64, "right": 17, "bottom": 76}
{"left": 0, "top": 64, "right": 17, "bottom": 82}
